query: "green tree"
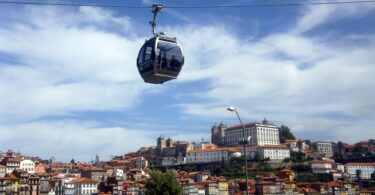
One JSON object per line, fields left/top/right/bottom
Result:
{"left": 70, "top": 158, "right": 75, "bottom": 164}
{"left": 353, "top": 144, "right": 365, "bottom": 157}
{"left": 290, "top": 151, "right": 305, "bottom": 162}
{"left": 279, "top": 125, "right": 296, "bottom": 143}
{"left": 296, "top": 173, "right": 333, "bottom": 182}
{"left": 291, "top": 164, "right": 312, "bottom": 173}
{"left": 145, "top": 170, "right": 183, "bottom": 195}
{"left": 336, "top": 141, "right": 344, "bottom": 158}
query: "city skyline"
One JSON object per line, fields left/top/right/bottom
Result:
{"left": 0, "top": 0, "right": 374, "bottom": 161}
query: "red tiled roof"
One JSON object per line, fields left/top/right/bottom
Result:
{"left": 123, "top": 180, "right": 133, "bottom": 184}
{"left": 203, "top": 143, "right": 218, "bottom": 148}
{"left": 345, "top": 162, "right": 375, "bottom": 166}
{"left": 285, "top": 139, "right": 304, "bottom": 143}
{"left": 73, "top": 177, "right": 98, "bottom": 183}
{"left": 188, "top": 147, "right": 241, "bottom": 154}
{"left": 260, "top": 144, "right": 288, "bottom": 149}
{"left": 309, "top": 160, "right": 334, "bottom": 164}
{"left": 80, "top": 167, "right": 105, "bottom": 171}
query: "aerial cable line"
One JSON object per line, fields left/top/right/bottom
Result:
{"left": 0, "top": 0, "right": 374, "bottom": 9}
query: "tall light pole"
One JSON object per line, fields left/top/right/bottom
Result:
{"left": 227, "top": 106, "right": 249, "bottom": 195}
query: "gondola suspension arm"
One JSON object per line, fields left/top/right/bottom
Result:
{"left": 149, "top": 4, "right": 164, "bottom": 36}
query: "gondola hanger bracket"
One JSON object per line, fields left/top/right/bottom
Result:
{"left": 150, "top": 4, "right": 164, "bottom": 36}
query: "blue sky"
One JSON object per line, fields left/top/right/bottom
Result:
{"left": 0, "top": 0, "right": 374, "bottom": 161}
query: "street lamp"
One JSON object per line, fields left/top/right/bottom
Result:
{"left": 227, "top": 106, "right": 249, "bottom": 195}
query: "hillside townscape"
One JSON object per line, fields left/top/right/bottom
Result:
{"left": 1, "top": 119, "right": 375, "bottom": 194}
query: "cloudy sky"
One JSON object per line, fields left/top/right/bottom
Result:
{"left": 0, "top": 0, "right": 374, "bottom": 161}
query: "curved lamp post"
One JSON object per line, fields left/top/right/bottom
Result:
{"left": 227, "top": 106, "right": 249, "bottom": 195}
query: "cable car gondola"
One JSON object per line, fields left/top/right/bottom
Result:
{"left": 137, "top": 4, "right": 184, "bottom": 84}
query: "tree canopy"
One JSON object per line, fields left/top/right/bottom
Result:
{"left": 145, "top": 170, "right": 183, "bottom": 195}
{"left": 279, "top": 125, "right": 296, "bottom": 143}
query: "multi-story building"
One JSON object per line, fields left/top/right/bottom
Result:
{"left": 51, "top": 179, "right": 64, "bottom": 195}
{"left": 255, "top": 181, "right": 281, "bottom": 195}
{"left": 183, "top": 183, "right": 198, "bottom": 195}
{"left": 64, "top": 178, "right": 76, "bottom": 195}
{"left": 197, "top": 171, "right": 211, "bottom": 183}
{"left": 156, "top": 136, "right": 194, "bottom": 166}
{"left": 256, "top": 145, "right": 291, "bottom": 162}
{"left": 285, "top": 139, "right": 309, "bottom": 153}
{"left": 344, "top": 163, "right": 375, "bottom": 180}
{"left": 211, "top": 123, "right": 227, "bottom": 147}
{"left": 0, "top": 151, "right": 5, "bottom": 159}
{"left": 122, "top": 180, "right": 140, "bottom": 194}
{"left": 217, "top": 179, "right": 229, "bottom": 195}
{"left": 204, "top": 182, "right": 219, "bottom": 195}
{"left": 11, "top": 169, "right": 29, "bottom": 194}
{"left": 80, "top": 167, "right": 107, "bottom": 181}
{"left": 73, "top": 177, "right": 98, "bottom": 195}
{"left": 182, "top": 144, "right": 291, "bottom": 165}
{"left": 310, "top": 141, "right": 333, "bottom": 157}
{"left": 186, "top": 147, "right": 240, "bottom": 164}
{"left": 39, "top": 175, "right": 50, "bottom": 194}
{"left": 20, "top": 159, "right": 35, "bottom": 173}
{"left": 309, "top": 160, "right": 334, "bottom": 173}
{"left": 212, "top": 119, "right": 279, "bottom": 147}
{"left": 28, "top": 174, "right": 40, "bottom": 195}
{"left": 1, "top": 153, "right": 20, "bottom": 173}
{"left": 0, "top": 165, "right": 6, "bottom": 176}
{"left": 0, "top": 176, "right": 11, "bottom": 194}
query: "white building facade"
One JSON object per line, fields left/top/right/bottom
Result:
{"left": 186, "top": 148, "right": 236, "bottom": 164}
{"left": 184, "top": 145, "right": 290, "bottom": 164}
{"left": 345, "top": 163, "right": 375, "bottom": 180}
{"left": 161, "top": 156, "right": 175, "bottom": 166}
{"left": 311, "top": 141, "right": 333, "bottom": 157}
{"left": 256, "top": 145, "right": 290, "bottom": 162}
{"left": 20, "top": 159, "right": 35, "bottom": 174}
{"left": 224, "top": 119, "right": 279, "bottom": 146}
{"left": 73, "top": 178, "right": 98, "bottom": 195}
{"left": 309, "top": 160, "right": 334, "bottom": 173}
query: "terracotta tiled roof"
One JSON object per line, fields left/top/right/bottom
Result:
{"left": 257, "top": 181, "right": 274, "bottom": 185}
{"left": 188, "top": 147, "right": 243, "bottom": 154}
{"left": 8, "top": 174, "right": 18, "bottom": 180}
{"left": 345, "top": 162, "right": 375, "bottom": 166}
{"left": 123, "top": 180, "right": 133, "bottom": 184}
{"left": 80, "top": 167, "right": 105, "bottom": 171}
{"left": 72, "top": 177, "right": 98, "bottom": 183}
{"left": 309, "top": 160, "right": 334, "bottom": 164}
{"left": 203, "top": 143, "right": 218, "bottom": 149}
{"left": 285, "top": 139, "right": 304, "bottom": 143}
{"left": 260, "top": 144, "right": 288, "bottom": 149}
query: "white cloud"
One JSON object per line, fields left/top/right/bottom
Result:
{"left": 170, "top": 5, "right": 375, "bottom": 143}
{"left": 293, "top": 2, "right": 375, "bottom": 34}
{"left": 0, "top": 120, "right": 157, "bottom": 162}
{"left": 293, "top": 5, "right": 334, "bottom": 34}
{"left": 0, "top": 7, "right": 153, "bottom": 122}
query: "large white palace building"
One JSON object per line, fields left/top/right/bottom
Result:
{"left": 211, "top": 119, "right": 280, "bottom": 147}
